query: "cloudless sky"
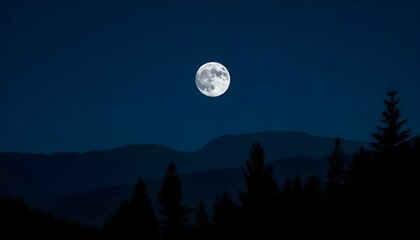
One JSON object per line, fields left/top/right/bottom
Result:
{"left": 0, "top": 0, "right": 419, "bottom": 153}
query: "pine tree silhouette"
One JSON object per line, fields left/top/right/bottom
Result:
{"left": 130, "top": 179, "right": 160, "bottom": 240}
{"left": 103, "top": 178, "right": 159, "bottom": 240}
{"left": 326, "top": 138, "right": 348, "bottom": 204}
{"left": 240, "top": 142, "right": 279, "bottom": 210}
{"left": 213, "top": 191, "right": 241, "bottom": 238}
{"left": 191, "top": 201, "right": 211, "bottom": 240}
{"left": 158, "top": 161, "right": 190, "bottom": 240}
{"left": 371, "top": 90, "right": 411, "bottom": 160}
{"left": 239, "top": 142, "right": 279, "bottom": 237}
{"left": 369, "top": 90, "right": 412, "bottom": 221}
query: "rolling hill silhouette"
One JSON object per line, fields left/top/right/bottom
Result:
{"left": 52, "top": 156, "right": 328, "bottom": 226}
{"left": 0, "top": 131, "right": 368, "bottom": 225}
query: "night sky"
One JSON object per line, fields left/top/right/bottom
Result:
{"left": 1, "top": 0, "right": 419, "bottom": 153}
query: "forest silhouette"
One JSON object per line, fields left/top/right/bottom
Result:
{"left": 1, "top": 90, "right": 418, "bottom": 239}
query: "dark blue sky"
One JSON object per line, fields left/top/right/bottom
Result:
{"left": 1, "top": 0, "right": 419, "bottom": 153}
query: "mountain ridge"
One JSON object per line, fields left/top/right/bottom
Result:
{"left": 51, "top": 156, "right": 327, "bottom": 226}
{"left": 0, "top": 131, "right": 368, "bottom": 217}
{"left": 0, "top": 131, "right": 366, "bottom": 156}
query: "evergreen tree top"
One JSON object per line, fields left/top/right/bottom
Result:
{"left": 371, "top": 90, "right": 411, "bottom": 153}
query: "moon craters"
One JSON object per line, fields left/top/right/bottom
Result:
{"left": 195, "top": 62, "right": 230, "bottom": 97}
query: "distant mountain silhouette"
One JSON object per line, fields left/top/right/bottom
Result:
{"left": 0, "top": 131, "right": 367, "bottom": 221}
{"left": 195, "top": 131, "right": 364, "bottom": 168}
{"left": 52, "top": 156, "right": 327, "bottom": 226}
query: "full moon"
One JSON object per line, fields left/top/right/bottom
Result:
{"left": 195, "top": 62, "right": 230, "bottom": 97}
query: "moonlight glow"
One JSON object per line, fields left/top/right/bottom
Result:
{"left": 195, "top": 62, "right": 230, "bottom": 97}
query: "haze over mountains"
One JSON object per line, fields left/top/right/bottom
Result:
{"left": 51, "top": 157, "right": 328, "bottom": 226}
{"left": 0, "top": 131, "right": 368, "bottom": 225}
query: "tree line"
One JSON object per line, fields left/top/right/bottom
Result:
{"left": 102, "top": 90, "right": 418, "bottom": 239}
{"left": 1, "top": 90, "right": 418, "bottom": 238}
